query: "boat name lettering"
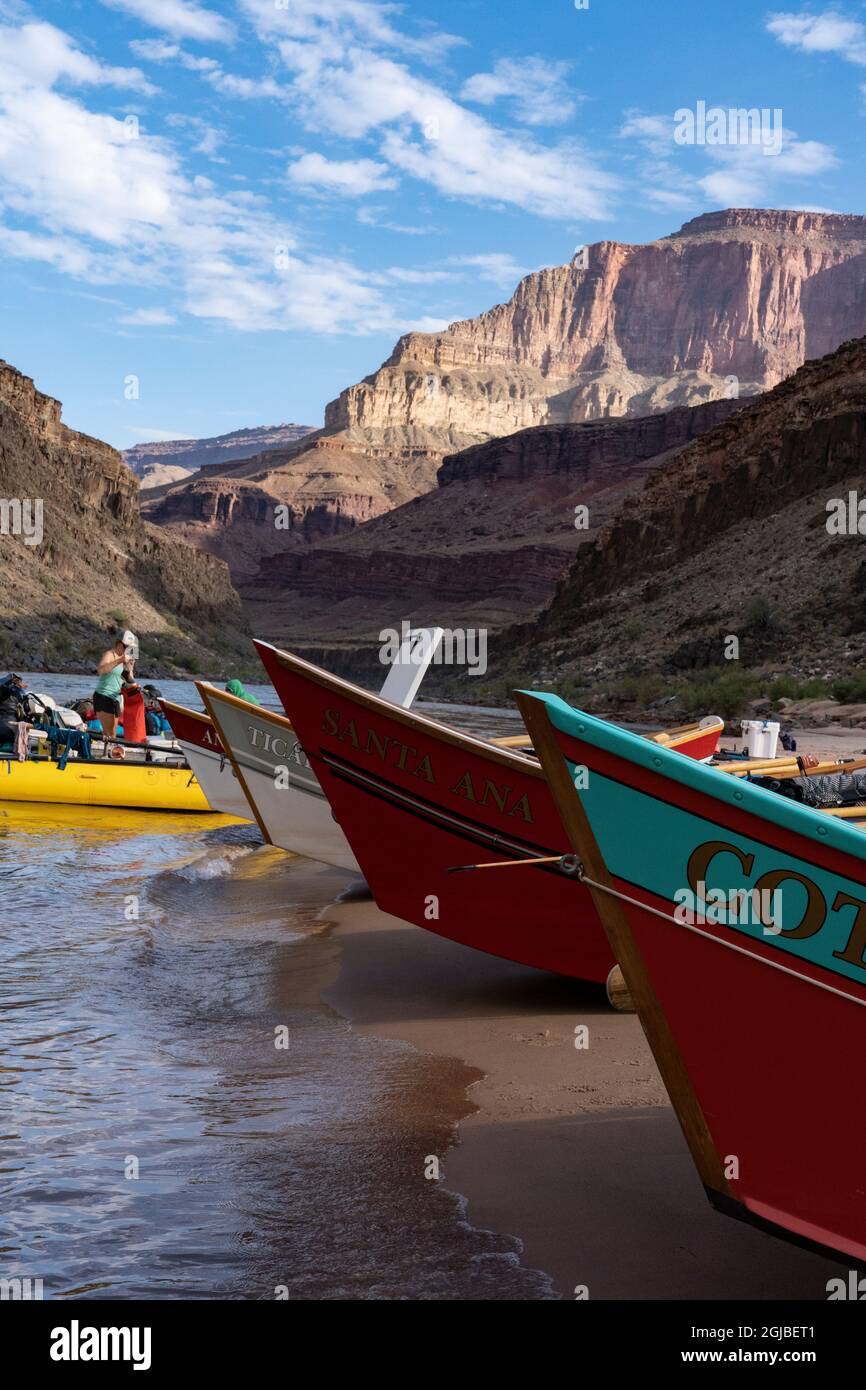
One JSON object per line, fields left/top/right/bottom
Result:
{"left": 687, "top": 839, "right": 866, "bottom": 971}
{"left": 321, "top": 708, "right": 434, "bottom": 783}
{"left": 320, "top": 707, "right": 533, "bottom": 819}
{"left": 449, "top": 770, "right": 533, "bottom": 823}
{"left": 246, "top": 724, "right": 291, "bottom": 761}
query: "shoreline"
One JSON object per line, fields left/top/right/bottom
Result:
{"left": 319, "top": 711, "right": 861, "bottom": 1300}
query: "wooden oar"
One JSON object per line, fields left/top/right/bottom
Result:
{"left": 716, "top": 756, "right": 799, "bottom": 774}
{"left": 649, "top": 725, "right": 698, "bottom": 744}
{"left": 818, "top": 806, "right": 866, "bottom": 819}
{"left": 757, "top": 756, "right": 866, "bottom": 782}
{"left": 493, "top": 721, "right": 713, "bottom": 753}
{"left": 722, "top": 755, "right": 866, "bottom": 780}
{"left": 447, "top": 853, "right": 578, "bottom": 874}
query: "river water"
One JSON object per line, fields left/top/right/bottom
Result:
{"left": 0, "top": 675, "right": 553, "bottom": 1300}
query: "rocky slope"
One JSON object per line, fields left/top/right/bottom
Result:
{"left": 0, "top": 360, "right": 250, "bottom": 676}
{"left": 148, "top": 208, "right": 866, "bottom": 581}
{"left": 501, "top": 333, "right": 866, "bottom": 695}
{"left": 124, "top": 422, "right": 315, "bottom": 490}
{"left": 144, "top": 431, "right": 443, "bottom": 580}
{"left": 240, "top": 396, "right": 743, "bottom": 650}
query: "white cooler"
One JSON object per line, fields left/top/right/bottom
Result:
{"left": 741, "top": 719, "right": 780, "bottom": 759}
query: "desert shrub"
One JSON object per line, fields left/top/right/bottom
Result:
{"left": 681, "top": 667, "right": 761, "bottom": 721}
{"left": 831, "top": 673, "right": 866, "bottom": 704}
{"left": 605, "top": 673, "right": 667, "bottom": 706}
{"left": 767, "top": 675, "right": 799, "bottom": 700}
{"left": 797, "top": 677, "right": 833, "bottom": 699}
{"left": 743, "top": 596, "right": 778, "bottom": 632}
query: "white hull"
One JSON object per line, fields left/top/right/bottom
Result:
{"left": 198, "top": 693, "right": 359, "bottom": 873}
{"left": 234, "top": 759, "right": 358, "bottom": 872}
{"left": 179, "top": 739, "right": 251, "bottom": 819}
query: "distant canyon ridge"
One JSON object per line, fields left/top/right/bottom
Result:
{"left": 123, "top": 423, "right": 316, "bottom": 491}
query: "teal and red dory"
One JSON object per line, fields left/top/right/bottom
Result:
{"left": 517, "top": 689, "right": 866, "bottom": 1265}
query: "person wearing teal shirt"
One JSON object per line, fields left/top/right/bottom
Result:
{"left": 94, "top": 634, "right": 133, "bottom": 739}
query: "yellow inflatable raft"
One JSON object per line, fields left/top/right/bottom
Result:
{"left": 0, "top": 755, "right": 212, "bottom": 811}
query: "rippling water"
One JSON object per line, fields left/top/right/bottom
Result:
{"left": 0, "top": 676, "right": 552, "bottom": 1300}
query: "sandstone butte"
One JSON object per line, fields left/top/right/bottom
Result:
{"left": 0, "top": 359, "right": 250, "bottom": 675}
{"left": 144, "top": 207, "right": 866, "bottom": 591}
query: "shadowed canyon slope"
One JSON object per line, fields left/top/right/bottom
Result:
{"left": 147, "top": 208, "right": 866, "bottom": 582}
{"left": 240, "top": 397, "right": 743, "bottom": 651}
{"left": 0, "top": 360, "right": 249, "bottom": 675}
{"left": 509, "top": 333, "right": 866, "bottom": 686}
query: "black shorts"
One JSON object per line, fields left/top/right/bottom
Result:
{"left": 93, "top": 692, "right": 121, "bottom": 716}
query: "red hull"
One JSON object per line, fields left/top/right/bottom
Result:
{"left": 664, "top": 726, "right": 720, "bottom": 761}
{"left": 524, "top": 693, "right": 866, "bottom": 1262}
{"left": 255, "top": 642, "right": 614, "bottom": 980}
{"left": 160, "top": 700, "right": 223, "bottom": 754}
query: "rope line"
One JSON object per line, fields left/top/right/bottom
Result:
{"left": 576, "top": 863, "right": 866, "bottom": 1012}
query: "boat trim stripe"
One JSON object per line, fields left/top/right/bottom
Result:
{"left": 319, "top": 750, "right": 562, "bottom": 866}
{"left": 578, "top": 866, "right": 866, "bottom": 1011}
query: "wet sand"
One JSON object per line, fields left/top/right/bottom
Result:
{"left": 322, "top": 725, "right": 863, "bottom": 1300}
{"left": 323, "top": 901, "right": 850, "bottom": 1299}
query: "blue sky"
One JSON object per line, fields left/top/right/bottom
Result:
{"left": 0, "top": 0, "right": 861, "bottom": 448}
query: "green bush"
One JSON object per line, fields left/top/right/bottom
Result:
{"left": 797, "top": 677, "right": 833, "bottom": 700}
{"left": 767, "top": 675, "right": 798, "bottom": 700}
{"left": 605, "top": 673, "right": 667, "bottom": 706}
{"left": 744, "top": 596, "right": 778, "bottom": 631}
{"left": 681, "top": 667, "right": 761, "bottom": 720}
{"left": 831, "top": 673, "right": 866, "bottom": 704}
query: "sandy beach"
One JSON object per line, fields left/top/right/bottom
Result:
{"left": 320, "top": 725, "right": 865, "bottom": 1301}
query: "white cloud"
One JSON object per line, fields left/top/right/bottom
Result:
{"left": 119, "top": 307, "right": 177, "bottom": 324}
{"left": 241, "top": 4, "right": 617, "bottom": 221}
{"left": 0, "top": 224, "right": 96, "bottom": 276}
{"left": 132, "top": 1, "right": 616, "bottom": 222}
{"left": 379, "top": 252, "right": 527, "bottom": 291}
{"left": 0, "top": 19, "right": 422, "bottom": 336}
{"left": 287, "top": 153, "right": 397, "bottom": 195}
{"left": 240, "top": 0, "right": 463, "bottom": 62}
{"left": 129, "top": 38, "right": 181, "bottom": 61}
{"left": 101, "top": 0, "right": 235, "bottom": 45}
{"left": 619, "top": 112, "right": 675, "bottom": 155}
{"left": 382, "top": 266, "right": 452, "bottom": 283}
{"left": 621, "top": 108, "right": 838, "bottom": 211}
{"left": 461, "top": 57, "right": 579, "bottom": 126}
{"left": 698, "top": 134, "right": 839, "bottom": 204}
{"left": 0, "top": 20, "right": 156, "bottom": 94}
{"left": 767, "top": 10, "right": 866, "bottom": 65}
{"left": 409, "top": 315, "right": 450, "bottom": 331}
{"left": 356, "top": 206, "right": 436, "bottom": 235}
{"left": 166, "top": 111, "right": 227, "bottom": 161}
{"left": 618, "top": 111, "right": 696, "bottom": 209}
{"left": 130, "top": 37, "right": 282, "bottom": 95}
{"left": 447, "top": 252, "right": 529, "bottom": 288}
{"left": 206, "top": 70, "right": 283, "bottom": 99}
